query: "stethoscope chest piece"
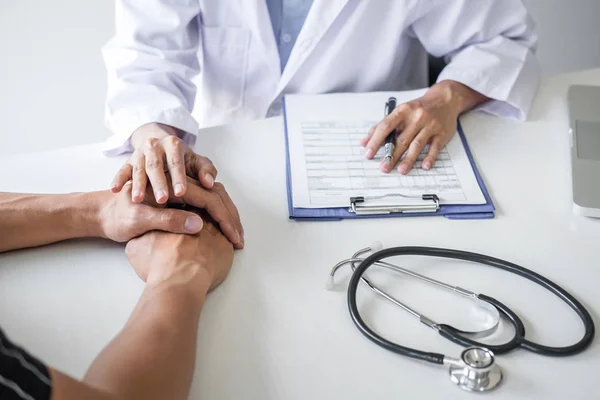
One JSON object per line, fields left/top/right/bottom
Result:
{"left": 448, "top": 347, "right": 502, "bottom": 392}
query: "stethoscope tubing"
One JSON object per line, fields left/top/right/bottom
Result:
{"left": 347, "top": 246, "right": 595, "bottom": 364}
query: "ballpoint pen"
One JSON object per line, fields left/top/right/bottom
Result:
{"left": 383, "top": 97, "right": 397, "bottom": 164}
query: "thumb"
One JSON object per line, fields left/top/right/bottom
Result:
{"left": 142, "top": 207, "right": 204, "bottom": 234}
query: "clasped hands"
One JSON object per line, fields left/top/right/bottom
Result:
{"left": 101, "top": 125, "right": 244, "bottom": 293}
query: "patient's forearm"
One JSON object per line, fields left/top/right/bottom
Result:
{"left": 83, "top": 266, "right": 209, "bottom": 400}
{"left": 0, "top": 192, "right": 100, "bottom": 252}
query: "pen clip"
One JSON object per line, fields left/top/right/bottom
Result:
{"left": 385, "top": 97, "right": 397, "bottom": 117}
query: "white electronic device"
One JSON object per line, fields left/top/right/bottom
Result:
{"left": 568, "top": 85, "right": 600, "bottom": 217}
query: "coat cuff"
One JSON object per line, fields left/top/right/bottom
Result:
{"left": 437, "top": 50, "right": 540, "bottom": 121}
{"left": 102, "top": 107, "right": 199, "bottom": 156}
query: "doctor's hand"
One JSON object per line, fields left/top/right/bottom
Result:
{"left": 361, "top": 80, "right": 489, "bottom": 174}
{"left": 147, "top": 176, "right": 244, "bottom": 249}
{"left": 111, "top": 123, "right": 217, "bottom": 204}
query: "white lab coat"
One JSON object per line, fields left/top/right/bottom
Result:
{"left": 102, "top": 0, "right": 540, "bottom": 155}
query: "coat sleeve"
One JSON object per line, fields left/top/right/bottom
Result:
{"left": 409, "top": 0, "right": 540, "bottom": 121}
{"left": 102, "top": 0, "right": 201, "bottom": 156}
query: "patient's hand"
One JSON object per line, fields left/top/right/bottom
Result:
{"left": 96, "top": 184, "right": 204, "bottom": 243}
{"left": 125, "top": 221, "right": 234, "bottom": 292}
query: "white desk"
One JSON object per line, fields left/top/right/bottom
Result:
{"left": 1, "top": 69, "right": 600, "bottom": 400}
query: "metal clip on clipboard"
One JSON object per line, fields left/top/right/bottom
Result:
{"left": 349, "top": 194, "right": 440, "bottom": 215}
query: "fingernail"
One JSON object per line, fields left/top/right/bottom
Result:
{"left": 184, "top": 215, "right": 203, "bottom": 233}
{"left": 156, "top": 189, "right": 167, "bottom": 201}
{"left": 174, "top": 183, "right": 184, "bottom": 195}
{"left": 132, "top": 190, "right": 142, "bottom": 200}
{"left": 365, "top": 148, "right": 374, "bottom": 159}
{"left": 233, "top": 229, "right": 242, "bottom": 246}
{"left": 399, "top": 164, "right": 408, "bottom": 174}
{"left": 205, "top": 173, "right": 214, "bottom": 187}
{"left": 422, "top": 161, "right": 431, "bottom": 170}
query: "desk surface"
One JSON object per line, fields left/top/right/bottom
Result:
{"left": 1, "top": 69, "right": 600, "bottom": 400}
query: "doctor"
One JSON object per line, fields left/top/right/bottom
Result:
{"left": 105, "top": 0, "right": 539, "bottom": 208}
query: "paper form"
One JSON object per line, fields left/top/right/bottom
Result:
{"left": 284, "top": 90, "right": 486, "bottom": 208}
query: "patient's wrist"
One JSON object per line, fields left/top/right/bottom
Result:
{"left": 147, "top": 261, "right": 212, "bottom": 300}
{"left": 61, "top": 192, "right": 104, "bottom": 239}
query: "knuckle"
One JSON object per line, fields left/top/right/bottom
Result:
{"left": 414, "top": 108, "right": 427, "bottom": 121}
{"left": 168, "top": 157, "right": 184, "bottom": 169}
{"left": 133, "top": 163, "right": 145, "bottom": 173}
{"left": 146, "top": 158, "right": 163, "bottom": 170}
{"left": 396, "top": 103, "right": 410, "bottom": 113}
{"left": 161, "top": 210, "right": 178, "bottom": 227}
{"left": 144, "top": 138, "right": 160, "bottom": 150}
{"left": 426, "top": 147, "right": 438, "bottom": 158}
{"left": 411, "top": 138, "right": 425, "bottom": 150}
{"left": 390, "top": 108, "right": 403, "bottom": 119}
{"left": 396, "top": 136, "right": 410, "bottom": 149}
{"left": 165, "top": 135, "right": 181, "bottom": 146}
{"left": 378, "top": 121, "right": 391, "bottom": 133}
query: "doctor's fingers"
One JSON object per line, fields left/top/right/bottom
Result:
{"left": 379, "top": 123, "right": 422, "bottom": 173}
{"left": 363, "top": 104, "right": 418, "bottom": 158}
{"left": 186, "top": 151, "right": 218, "bottom": 189}
{"left": 359, "top": 125, "right": 376, "bottom": 148}
{"left": 162, "top": 136, "right": 188, "bottom": 197}
{"left": 211, "top": 182, "right": 244, "bottom": 244}
{"left": 396, "top": 126, "right": 437, "bottom": 175}
{"left": 110, "top": 154, "right": 148, "bottom": 204}
{"left": 131, "top": 153, "right": 149, "bottom": 203}
{"left": 181, "top": 184, "right": 243, "bottom": 249}
{"left": 421, "top": 136, "right": 444, "bottom": 171}
{"left": 143, "top": 139, "right": 170, "bottom": 204}
{"left": 111, "top": 163, "right": 133, "bottom": 193}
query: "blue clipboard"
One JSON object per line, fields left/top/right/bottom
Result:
{"left": 282, "top": 98, "right": 495, "bottom": 221}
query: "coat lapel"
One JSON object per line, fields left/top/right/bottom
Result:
{"left": 274, "top": 0, "right": 351, "bottom": 97}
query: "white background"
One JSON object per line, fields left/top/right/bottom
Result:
{"left": 0, "top": 0, "right": 599, "bottom": 156}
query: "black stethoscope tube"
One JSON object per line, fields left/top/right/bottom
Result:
{"left": 347, "top": 247, "right": 595, "bottom": 364}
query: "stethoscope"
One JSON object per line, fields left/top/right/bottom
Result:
{"left": 327, "top": 243, "right": 595, "bottom": 393}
